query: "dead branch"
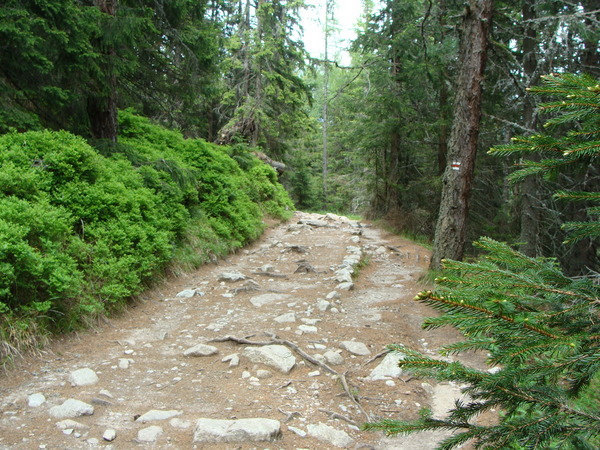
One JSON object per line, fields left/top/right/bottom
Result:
{"left": 210, "top": 332, "right": 372, "bottom": 421}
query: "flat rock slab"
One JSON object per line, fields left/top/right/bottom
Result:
{"left": 136, "top": 409, "right": 182, "bottom": 423}
{"left": 242, "top": 345, "right": 296, "bottom": 373}
{"left": 49, "top": 399, "right": 94, "bottom": 419}
{"left": 366, "top": 352, "right": 405, "bottom": 381}
{"left": 193, "top": 418, "right": 281, "bottom": 443}
{"left": 137, "top": 425, "right": 163, "bottom": 442}
{"left": 68, "top": 368, "right": 99, "bottom": 387}
{"left": 249, "top": 293, "right": 290, "bottom": 307}
{"left": 183, "top": 344, "right": 219, "bottom": 357}
{"left": 307, "top": 422, "right": 354, "bottom": 448}
{"left": 340, "top": 340, "right": 371, "bottom": 356}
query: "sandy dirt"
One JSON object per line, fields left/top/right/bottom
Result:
{"left": 0, "top": 211, "right": 488, "bottom": 449}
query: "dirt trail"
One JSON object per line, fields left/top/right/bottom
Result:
{"left": 0, "top": 212, "right": 484, "bottom": 449}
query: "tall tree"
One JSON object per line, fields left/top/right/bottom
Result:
{"left": 218, "top": 0, "right": 311, "bottom": 158}
{"left": 430, "top": 0, "right": 494, "bottom": 269}
{"left": 87, "top": 0, "right": 118, "bottom": 142}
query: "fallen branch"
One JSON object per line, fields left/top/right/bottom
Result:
{"left": 210, "top": 332, "right": 372, "bottom": 421}
{"left": 363, "top": 349, "right": 391, "bottom": 366}
{"left": 318, "top": 409, "right": 358, "bottom": 427}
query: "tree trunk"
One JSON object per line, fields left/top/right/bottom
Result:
{"left": 430, "top": 0, "right": 493, "bottom": 269}
{"left": 518, "top": 0, "right": 541, "bottom": 256}
{"left": 88, "top": 0, "right": 118, "bottom": 142}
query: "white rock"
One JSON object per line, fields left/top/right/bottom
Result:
{"left": 222, "top": 353, "right": 240, "bottom": 367}
{"left": 335, "top": 270, "right": 353, "bottom": 283}
{"left": 242, "top": 345, "right": 296, "bottom": 373}
{"left": 68, "top": 368, "right": 99, "bottom": 387}
{"left": 298, "top": 325, "right": 318, "bottom": 333}
{"left": 193, "top": 418, "right": 281, "bottom": 443}
{"left": 366, "top": 352, "right": 405, "bottom": 381}
{"left": 336, "top": 282, "right": 354, "bottom": 291}
{"left": 118, "top": 359, "right": 130, "bottom": 369}
{"left": 218, "top": 272, "right": 246, "bottom": 282}
{"left": 256, "top": 369, "right": 272, "bottom": 379}
{"left": 323, "top": 350, "right": 344, "bottom": 366}
{"left": 136, "top": 410, "right": 182, "bottom": 423}
{"left": 250, "top": 293, "right": 290, "bottom": 307}
{"left": 49, "top": 399, "right": 94, "bottom": 419}
{"left": 183, "top": 344, "right": 219, "bottom": 357}
{"left": 326, "top": 291, "right": 340, "bottom": 300}
{"left": 316, "top": 299, "right": 331, "bottom": 311}
{"left": 102, "top": 429, "right": 117, "bottom": 442}
{"left": 137, "top": 425, "right": 163, "bottom": 442}
{"left": 307, "top": 422, "right": 354, "bottom": 448}
{"left": 308, "top": 370, "right": 320, "bottom": 377}
{"left": 274, "top": 312, "right": 296, "bottom": 323}
{"left": 55, "top": 419, "right": 89, "bottom": 430}
{"left": 287, "top": 426, "right": 307, "bottom": 437}
{"left": 176, "top": 289, "right": 199, "bottom": 298}
{"left": 28, "top": 393, "right": 46, "bottom": 407}
{"left": 340, "top": 341, "right": 371, "bottom": 356}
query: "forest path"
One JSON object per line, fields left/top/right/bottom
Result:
{"left": 0, "top": 212, "right": 485, "bottom": 449}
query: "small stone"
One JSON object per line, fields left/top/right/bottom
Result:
{"left": 307, "top": 422, "right": 354, "bottom": 448}
{"left": 250, "top": 293, "right": 290, "bottom": 307}
{"left": 49, "top": 399, "right": 94, "bottom": 419}
{"left": 68, "top": 368, "right": 99, "bottom": 387}
{"left": 136, "top": 410, "right": 182, "bottom": 423}
{"left": 183, "top": 344, "right": 219, "bottom": 357}
{"left": 297, "top": 325, "right": 317, "bottom": 333}
{"left": 102, "top": 429, "right": 117, "bottom": 442}
{"left": 242, "top": 371, "right": 251, "bottom": 379}
{"left": 336, "top": 282, "right": 354, "bottom": 291}
{"left": 256, "top": 369, "right": 273, "bottom": 379}
{"left": 340, "top": 341, "right": 370, "bottom": 356}
{"left": 386, "top": 380, "right": 396, "bottom": 387}
{"left": 242, "top": 345, "right": 296, "bottom": 374}
{"left": 316, "top": 299, "right": 331, "bottom": 311}
{"left": 222, "top": 353, "right": 240, "bottom": 367}
{"left": 87, "top": 438, "right": 100, "bottom": 445}
{"left": 193, "top": 418, "right": 281, "bottom": 443}
{"left": 274, "top": 312, "right": 296, "bottom": 323}
{"left": 118, "top": 359, "right": 130, "bottom": 369}
{"left": 176, "top": 289, "right": 199, "bottom": 298}
{"left": 218, "top": 272, "right": 246, "bottom": 282}
{"left": 137, "top": 425, "right": 163, "bottom": 442}
{"left": 326, "top": 291, "right": 340, "bottom": 300}
{"left": 28, "top": 393, "right": 46, "bottom": 407}
{"left": 323, "top": 350, "right": 344, "bottom": 366}
{"left": 366, "top": 352, "right": 405, "bottom": 381}
{"left": 55, "top": 419, "right": 89, "bottom": 431}
{"left": 308, "top": 370, "right": 320, "bottom": 377}
{"left": 287, "top": 426, "right": 307, "bottom": 437}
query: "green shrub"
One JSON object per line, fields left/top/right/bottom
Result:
{"left": 0, "top": 112, "right": 295, "bottom": 361}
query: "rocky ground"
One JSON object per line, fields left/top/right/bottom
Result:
{"left": 0, "top": 211, "right": 488, "bottom": 449}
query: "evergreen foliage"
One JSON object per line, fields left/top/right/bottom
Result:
{"left": 365, "top": 74, "right": 600, "bottom": 448}
{"left": 0, "top": 111, "right": 293, "bottom": 364}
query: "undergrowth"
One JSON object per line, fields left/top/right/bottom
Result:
{"left": 0, "top": 110, "right": 294, "bottom": 365}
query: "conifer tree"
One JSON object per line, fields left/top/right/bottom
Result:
{"left": 365, "top": 73, "right": 600, "bottom": 448}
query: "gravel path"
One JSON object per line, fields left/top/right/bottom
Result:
{"left": 0, "top": 212, "right": 484, "bottom": 449}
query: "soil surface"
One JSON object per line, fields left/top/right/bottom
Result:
{"left": 0, "top": 212, "right": 487, "bottom": 449}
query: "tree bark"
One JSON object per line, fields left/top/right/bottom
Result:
{"left": 88, "top": 0, "right": 118, "bottom": 142}
{"left": 430, "top": 0, "right": 493, "bottom": 269}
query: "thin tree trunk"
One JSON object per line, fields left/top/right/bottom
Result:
{"left": 88, "top": 0, "right": 118, "bottom": 142}
{"left": 518, "top": 0, "right": 541, "bottom": 256}
{"left": 430, "top": 0, "right": 493, "bottom": 269}
{"left": 322, "top": 0, "right": 332, "bottom": 207}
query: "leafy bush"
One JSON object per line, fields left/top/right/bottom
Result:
{"left": 0, "top": 112, "right": 294, "bottom": 361}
